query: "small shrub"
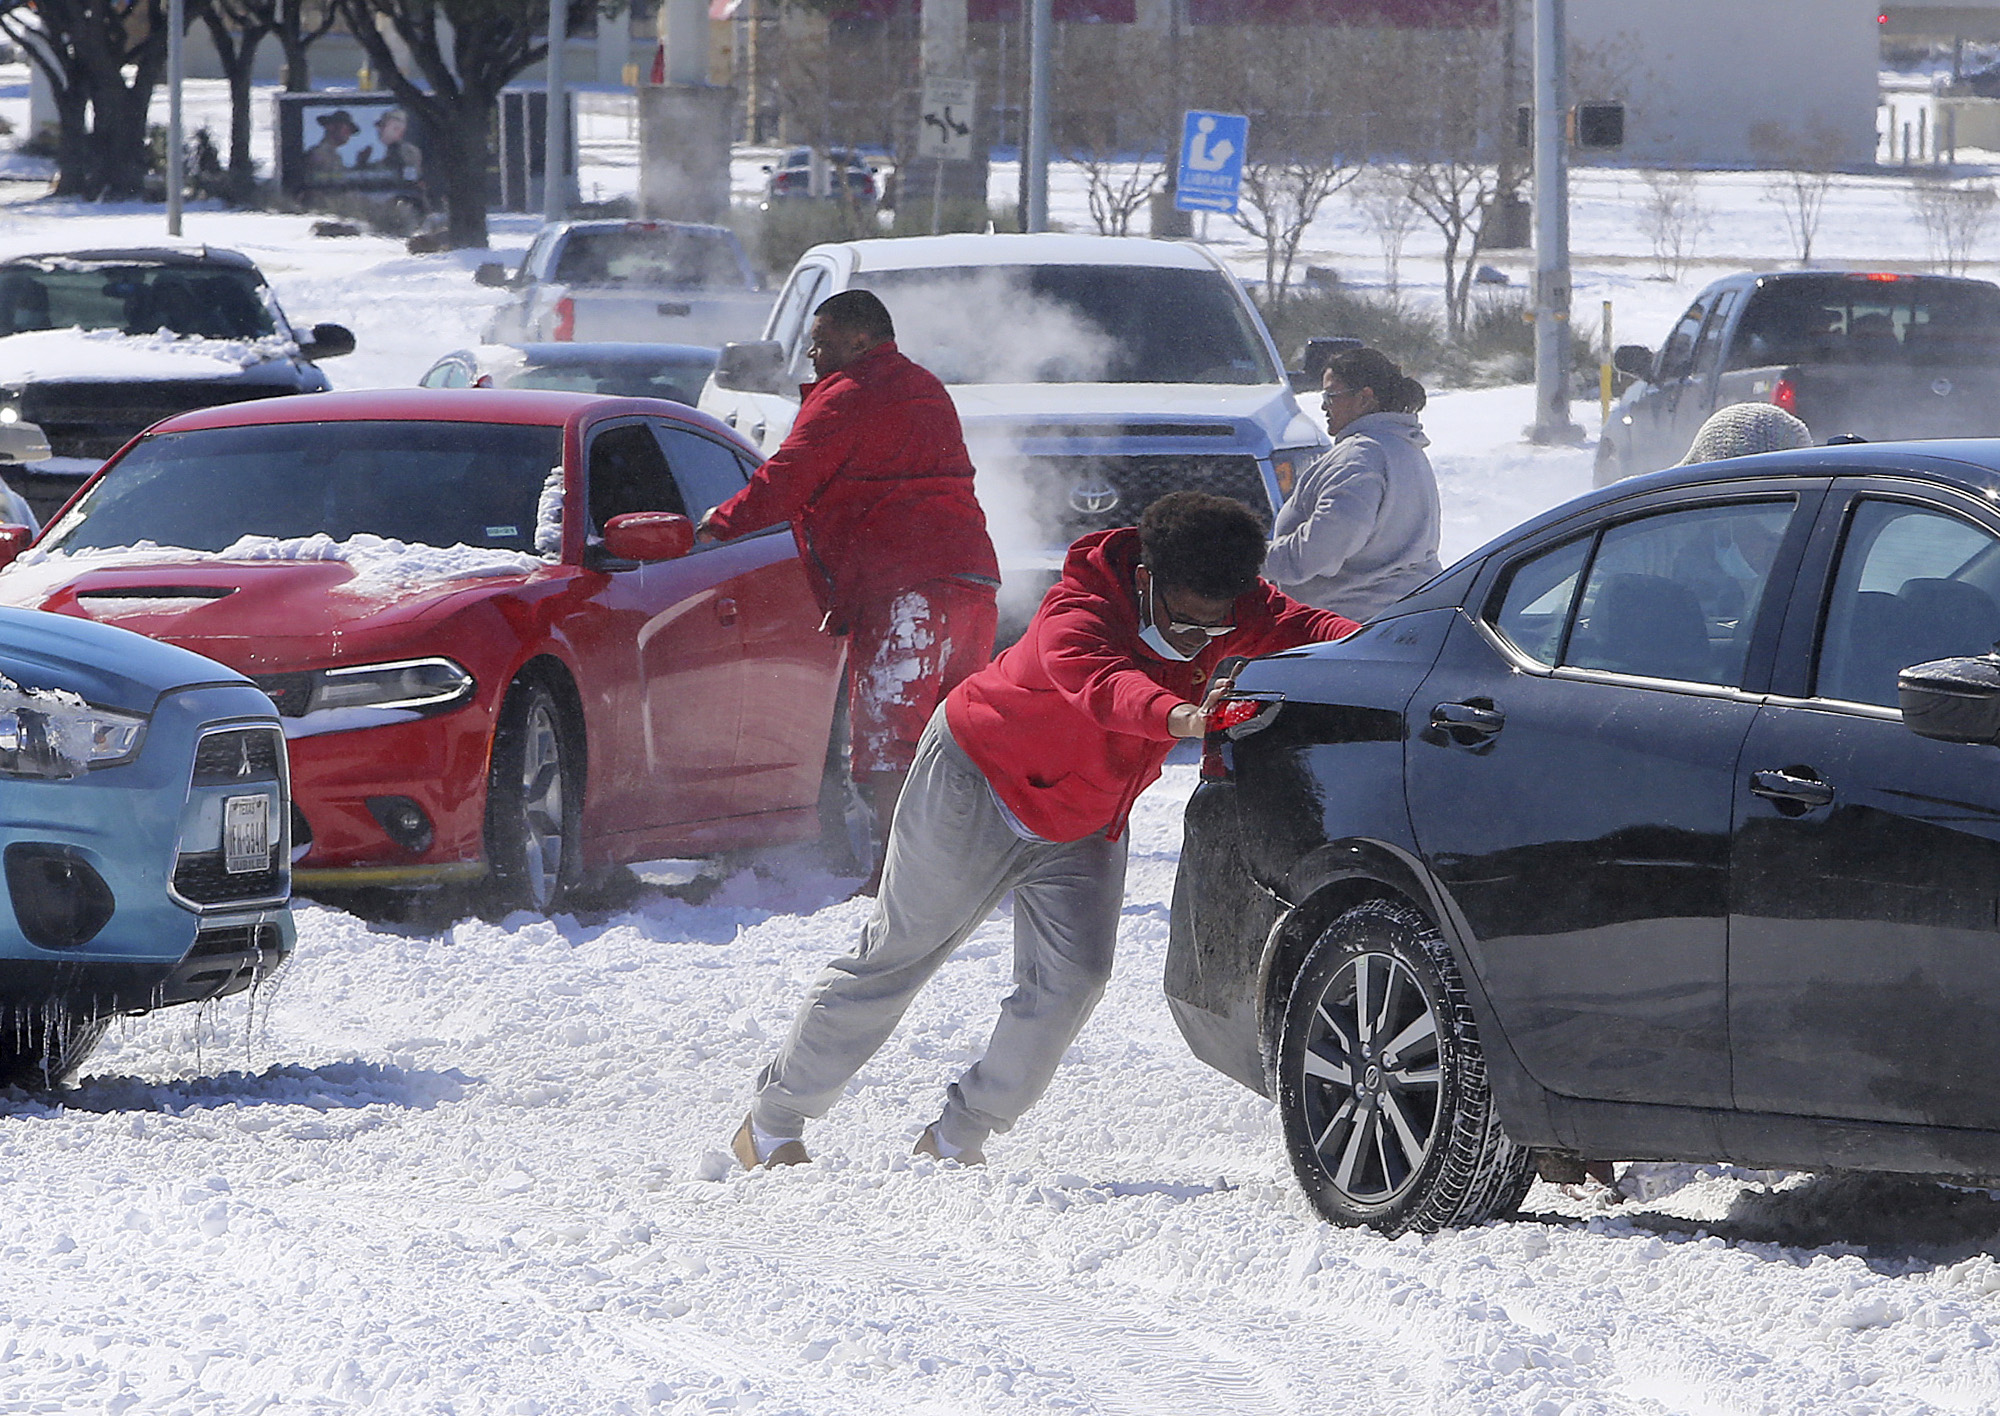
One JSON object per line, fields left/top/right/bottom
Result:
{"left": 752, "top": 198, "right": 880, "bottom": 281}
{"left": 1263, "top": 285, "right": 1597, "bottom": 393}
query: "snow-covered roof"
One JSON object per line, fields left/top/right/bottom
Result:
{"left": 832, "top": 233, "right": 1223, "bottom": 274}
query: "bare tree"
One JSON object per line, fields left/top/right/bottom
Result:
{"left": 270, "top": 0, "right": 344, "bottom": 92}
{"left": 0, "top": 0, "right": 186, "bottom": 198}
{"left": 1637, "top": 168, "right": 1709, "bottom": 280}
{"left": 1352, "top": 163, "right": 1422, "bottom": 292}
{"left": 1405, "top": 156, "right": 1497, "bottom": 337}
{"left": 202, "top": 0, "right": 280, "bottom": 200}
{"left": 1751, "top": 119, "right": 1843, "bottom": 265}
{"left": 1397, "top": 27, "right": 1505, "bottom": 337}
{"left": 1911, "top": 176, "right": 1998, "bottom": 274}
{"left": 1054, "top": 30, "right": 1170, "bottom": 237}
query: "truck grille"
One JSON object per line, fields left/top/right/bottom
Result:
{"left": 1020, "top": 454, "right": 1273, "bottom": 540}
{"left": 22, "top": 381, "right": 296, "bottom": 461}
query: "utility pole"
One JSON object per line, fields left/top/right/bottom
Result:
{"left": 1529, "top": 0, "right": 1581, "bottom": 445}
{"left": 544, "top": 0, "right": 567, "bottom": 222}
{"left": 167, "top": 0, "right": 184, "bottom": 236}
{"left": 1025, "top": 0, "right": 1051, "bottom": 231}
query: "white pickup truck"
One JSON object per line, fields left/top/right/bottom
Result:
{"left": 478, "top": 219, "right": 773, "bottom": 348}
{"left": 698, "top": 233, "right": 1329, "bottom": 626}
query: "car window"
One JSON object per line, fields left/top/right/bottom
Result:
{"left": 0, "top": 260, "right": 276, "bottom": 339}
{"left": 1727, "top": 275, "right": 2000, "bottom": 369}
{"left": 1490, "top": 535, "right": 1591, "bottom": 666}
{"left": 1563, "top": 499, "right": 1795, "bottom": 686}
{"left": 1655, "top": 296, "right": 1713, "bottom": 382}
{"left": 653, "top": 423, "right": 749, "bottom": 521}
{"left": 587, "top": 421, "right": 686, "bottom": 531}
{"left": 784, "top": 267, "right": 831, "bottom": 382}
{"left": 1689, "top": 289, "right": 1737, "bottom": 379}
{"left": 1815, "top": 498, "right": 2000, "bottom": 707}
{"left": 420, "top": 361, "right": 469, "bottom": 388}
{"left": 552, "top": 226, "right": 743, "bottom": 289}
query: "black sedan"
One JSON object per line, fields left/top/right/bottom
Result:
{"left": 1170, "top": 441, "right": 2000, "bottom": 1234}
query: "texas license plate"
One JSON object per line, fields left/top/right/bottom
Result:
{"left": 224, "top": 795, "right": 270, "bottom": 874}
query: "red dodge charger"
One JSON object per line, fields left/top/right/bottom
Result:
{"left": 0, "top": 389, "right": 848, "bottom": 910}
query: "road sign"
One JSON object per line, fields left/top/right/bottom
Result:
{"left": 1175, "top": 109, "right": 1248, "bottom": 215}
{"left": 918, "top": 78, "right": 978, "bottom": 162}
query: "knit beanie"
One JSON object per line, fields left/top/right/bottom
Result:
{"left": 1680, "top": 402, "right": 1814, "bottom": 464}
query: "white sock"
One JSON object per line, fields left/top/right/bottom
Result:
{"left": 750, "top": 1119, "right": 794, "bottom": 1163}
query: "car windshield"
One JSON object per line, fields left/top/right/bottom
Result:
{"left": 552, "top": 227, "right": 743, "bottom": 289}
{"left": 506, "top": 354, "right": 717, "bottom": 402}
{"left": 0, "top": 260, "right": 277, "bottom": 339}
{"left": 1727, "top": 275, "right": 2000, "bottom": 368}
{"left": 850, "top": 264, "right": 1280, "bottom": 385}
{"left": 39, "top": 420, "right": 566, "bottom": 556}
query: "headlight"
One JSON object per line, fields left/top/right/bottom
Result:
{"left": 1270, "top": 447, "right": 1321, "bottom": 500}
{"left": 0, "top": 685, "right": 146, "bottom": 779}
{"left": 308, "top": 658, "right": 474, "bottom": 714}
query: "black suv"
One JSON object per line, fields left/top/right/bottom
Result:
{"left": 1172, "top": 441, "right": 2000, "bottom": 1234}
{"left": 0, "top": 247, "right": 355, "bottom": 523}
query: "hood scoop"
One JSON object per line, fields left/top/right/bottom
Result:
{"left": 76, "top": 585, "right": 237, "bottom": 601}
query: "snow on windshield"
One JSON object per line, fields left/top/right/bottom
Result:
{"left": 0, "top": 327, "right": 295, "bottom": 382}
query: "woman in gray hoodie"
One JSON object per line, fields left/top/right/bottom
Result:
{"left": 1264, "top": 347, "right": 1441, "bottom": 621}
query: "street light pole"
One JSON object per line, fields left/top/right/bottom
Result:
{"left": 544, "top": 0, "right": 567, "bottom": 222}
{"left": 1530, "top": 0, "right": 1580, "bottom": 444}
{"left": 1024, "top": 0, "right": 1051, "bottom": 231}
{"left": 167, "top": 0, "right": 184, "bottom": 236}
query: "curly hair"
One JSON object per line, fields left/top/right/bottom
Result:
{"left": 1138, "top": 491, "right": 1268, "bottom": 600}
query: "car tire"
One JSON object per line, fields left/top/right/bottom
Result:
{"left": 1276, "top": 897, "right": 1534, "bottom": 1236}
{"left": 483, "top": 677, "right": 581, "bottom": 914}
{"left": 0, "top": 1008, "right": 109, "bottom": 1089}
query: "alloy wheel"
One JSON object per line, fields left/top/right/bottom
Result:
{"left": 515, "top": 698, "right": 566, "bottom": 911}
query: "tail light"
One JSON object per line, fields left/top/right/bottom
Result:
{"left": 553, "top": 296, "right": 576, "bottom": 342}
{"left": 1772, "top": 377, "right": 1798, "bottom": 414}
{"left": 1200, "top": 696, "right": 1284, "bottom": 782}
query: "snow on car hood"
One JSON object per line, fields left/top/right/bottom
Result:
{"left": 945, "top": 380, "right": 1314, "bottom": 447}
{"left": 9, "top": 533, "right": 544, "bottom": 593}
{"left": 0, "top": 326, "right": 298, "bottom": 383}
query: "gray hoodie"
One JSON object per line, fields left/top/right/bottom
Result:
{"left": 1264, "top": 410, "right": 1442, "bottom": 621}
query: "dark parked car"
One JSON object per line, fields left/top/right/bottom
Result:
{"left": 0, "top": 246, "right": 354, "bottom": 524}
{"left": 761, "top": 147, "right": 878, "bottom": 207}
{"left": 1170, "top": 441, "right": 2000, "bottom": 1234}
{"left": 418, "top": 343, "right": 718, "bottom": 406}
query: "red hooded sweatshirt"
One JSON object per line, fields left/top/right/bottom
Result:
{"left": 945, "top": 527, "right": 1357, "bottom": 843}
{"left": 702, "top": 341, "right": 998, "bottom": 623}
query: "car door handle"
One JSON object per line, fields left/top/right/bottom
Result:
{"left": 1431, "top": 701, "right": 1505, "bottom": 738}
{"left": 715, "top": 597, "right": 738, "bottom": 624}
{"left": 1749, "top": 768, "right": 1834, "bottom": 808}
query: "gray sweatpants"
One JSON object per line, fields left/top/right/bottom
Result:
{"left": 750, "top": 708, "right": 1127, "bottom": 1154}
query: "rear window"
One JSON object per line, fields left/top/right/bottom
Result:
{"left": 552, "top": 227, "right": 745, "bottom": 290}
{"left": 1727, "top": 276, "right": 2000, "bottom": 368}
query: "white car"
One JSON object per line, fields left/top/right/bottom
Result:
{"left": 698, "top": 233, "right": 1329, "bottom": 627}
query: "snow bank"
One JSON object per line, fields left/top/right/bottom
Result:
{"left": 0, "top": 326, "right": 296, "bottom": 383}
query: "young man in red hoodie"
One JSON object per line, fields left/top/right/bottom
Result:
{"left": 697, "top": 289, "right": 999, "bottom": 887}
{"left": 733, "top": 492, "right": 1357, "bottom": 1169}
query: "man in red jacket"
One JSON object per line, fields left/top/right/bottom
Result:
{"left": 698, "top": 289, "right": 1000, "bottom": 886}
{"left": 732, "top": 492, "right": 1357, "bottom": 1170}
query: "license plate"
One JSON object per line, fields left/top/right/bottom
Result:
{"left": 224, "top": 795, "right": 271, "bottom": 874}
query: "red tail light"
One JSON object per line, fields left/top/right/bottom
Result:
{"left": 553, "top": 296, "right": 576, "bottom": 342}
{"left": 1199, "top": 697, "right": 1284, "bottom": 782}
{"left": 1772, "top": 378, "right": 1798, "bottom": 414}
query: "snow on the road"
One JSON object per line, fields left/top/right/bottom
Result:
{"left": 0, "top": 84, "right": 1996, "bottom": 1413}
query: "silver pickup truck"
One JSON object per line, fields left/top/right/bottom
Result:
{"left": 699, "top": 233, "right": 1330, "bottom": 630}
{"left": 478, "top": 219, "right": 773, "bottom": 349}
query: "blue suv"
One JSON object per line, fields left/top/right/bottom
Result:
{"left": 0, "top": 605, "right": 293, "bottom": 1087}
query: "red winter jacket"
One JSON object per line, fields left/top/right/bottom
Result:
{"left": 945, "top": 527, "right": 1357, "bottom": 843}
{"left": 703, "top": 341, "right": 998, "bottom": 623}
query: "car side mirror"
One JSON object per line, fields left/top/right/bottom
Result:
{"left": 298, "top": 322, "right": 356, "bottom": 361}
{"left": 1612, "top": 344, "right": 1655, "bottom": 380}
{"left": 0, "top": 524, "right": 29, "bottom": 570}
{"left": 1288, "top": 370, "right": 1318, "bottom": 393}
{"left": 0, "top": 421, "right": 51, "bottom": 464}
{"left": 474, "top": 262, "right": 511, "bottom": 288}
{"left": 603, "top": 511, "right": 694, "bottom": 562}
{"left": 1899, "top": 651, "right": 2000, "bottom": 744}
{"left": 714, "top": 340, "right": 787, "bottom": 395}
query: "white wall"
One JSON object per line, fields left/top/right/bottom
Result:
{"left": 1570, "top": 0, "right": 1882, "bottom": 168}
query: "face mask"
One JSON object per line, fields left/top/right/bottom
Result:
{"left": 1138, "top": 581, "right": 1196, "bottom": 662}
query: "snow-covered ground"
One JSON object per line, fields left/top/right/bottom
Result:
{"left": 0, "top": 68, "right": 1997, "bottom": 1416}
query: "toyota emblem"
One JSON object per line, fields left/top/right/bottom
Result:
{"left": 1933, "top": 377, "right": 1955, "bottom": 397}
{"left": 1070, "top": 483, "right": 1121, "bottom": 516}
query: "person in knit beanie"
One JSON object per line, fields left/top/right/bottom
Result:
{"left": 1680, "top": 402, "right": 1814, "bottom": 464}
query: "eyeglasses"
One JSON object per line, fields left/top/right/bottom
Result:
{"left": 1321, "top": 386, "right": 1359, "bottom": 403}
{"left": 1150, "top": 582, "right": 1234, "bottom": 637}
